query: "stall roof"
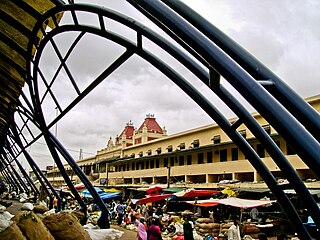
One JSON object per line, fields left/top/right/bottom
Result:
{"left": 237, "top": 188, "right": 271, "bottom": 193}
{"left": 284, "top": 189, "right": 320, "bottom": 195}
{"left": 187, "top": 197, "right": 276, "bottom": 208}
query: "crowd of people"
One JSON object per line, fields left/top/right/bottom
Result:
{"left": 102, "top": 198, "right": 298, "bottom": 240}
{"left": 104, "top": 198, "right": 199, "bottom": 240}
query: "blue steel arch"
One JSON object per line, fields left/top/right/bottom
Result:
{"left": 13, "top": 2, "right": 319, "bottom": 238}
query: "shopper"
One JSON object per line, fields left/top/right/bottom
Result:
{"left": 228, "top": 219, "right": 241, "bottom": 240}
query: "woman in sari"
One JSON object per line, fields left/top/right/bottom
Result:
{"left": 132, "top": 215, "right": 148, "bottom": 240}
{"left": 148, "top": 218, "right": 162, "bottom": 240}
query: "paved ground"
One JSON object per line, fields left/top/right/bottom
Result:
{"left": 3, "top": 199, "right": 22, "bottom": 215}
{"left": 111, "top": 224, "right": 137, "bottom": 239}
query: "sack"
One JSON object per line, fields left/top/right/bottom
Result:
{"left": 43, "top": 211, "right": 91, "bottom": 240}
{"left": 12, "top": 211, "right": 54, "bottom": 240}
{"left": 0, "top": 223, "right": 26, "bottom": 240}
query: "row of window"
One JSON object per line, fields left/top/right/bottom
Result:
{"left": 115, "top": 148, "right": 239, "bottom": 172}
{"left": 112, "top": 140, "right": 296, "bottom": 173}
{"left": 132, "top": 126, "right": 274, "bottom": 158}
{"left": 48, "top": 139, "right": 295, "bottom": 178}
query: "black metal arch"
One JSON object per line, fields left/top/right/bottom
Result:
{"left": 2, "top": 1, "right": 317, "bottom": 238}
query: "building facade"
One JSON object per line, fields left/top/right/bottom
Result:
{"left": 46, "top": 95, "right": 320, "bottom": 189}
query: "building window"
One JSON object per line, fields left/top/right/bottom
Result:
{"left": 257, "top": 144, "right": 265, "bottom": 158}
{"left": 150, "top": 159, "right": 155, "bottom": 168}
{"left": 156, "top": 148, "right": 161, "bottom": 154}
{"left": 187, "top": 155, "right": 192, "bottom": 165}
{"left": 100, "top": 162, "right": 106, "bottom": 172}
{"left": 238, "top": 130, "right": 246, "bottom": 139}
{"left": 207, "top": 151, "right": 213, "bottom": 163}
{"left": 198, "top": 153, "right": 204, "bottom": 164}
{"left": 147, "top": 150, "right": 152, "bottom": 156}
{"left": 170, "top": 157, "right": 175, "bottom": 167}
{"left": 167, "top": 145, "right": 173, "bottom": 153}
{"left": 126, "top": 164, "right": 129, "bottom": 171}
{"left": 212, "top": 135, "right": 221, "bottom": 144}
{"left": 132, "top": 163, "right": 135, "bottom": 171}
{"left": 220, "top": 149, "right": 227, "bottom": 162}
{"left": 164, "top": 158, "right": 168, "bottom": 167}
{"left": 156, "top": 159, "right": 159, "bottom": 168}
{"left": 231, "top": 148, "right": 238, "bottom": 161}
{"left": 286, "top": 142, "right": 296, "bottom": 155}
{"left": 262, "top": 124, "right": 271, "bottom": 134}
{"left": 141, "top": 162, "right": 145, "bottom": 170}
{"left": 179, "top": 143, "right": 185, "bottom": 150}
{"left": 138, "top": 151, "right": 143, "bottom": 157}
{"left": 192, "top": 139, "right": 200, "bottom": 148}
{"left": 179, "top": 156, "right": 185, "bottom": 166}
{"left": 146, "top": 161, "right": 149, "bottom": 169}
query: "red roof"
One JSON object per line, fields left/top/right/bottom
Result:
{"left": 137, "top": 115, "right": 163, "bottom": 134}
{"left": 119, "top": 124, "right": 134, "bottom": 139}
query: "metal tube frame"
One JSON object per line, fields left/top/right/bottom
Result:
{"left": 1, "top": 2, "right": 313, "bottom": 237}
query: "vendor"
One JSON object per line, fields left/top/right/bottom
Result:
{"left": 183, "top": 216, "right": 194, "bottom": 240}
{"left": 169, "top": 216, "right": 183, "bottom": 236}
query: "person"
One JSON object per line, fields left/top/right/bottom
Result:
{"left": 170, "top": 216, "right": 183, "bottom": 236}
{"left": 148, "top": 218, "right": 163, "bottom": 240}
{"left": 183, "top": 216, "right": 194, "bottom": 240}
{"left": 116, "top": 199, "right": 126, "bottom": 225}
{"left": 250, "top": 208, "right": 259, "bottom": 222}
{"left": 132, "top": 215, "right": 148, "bottom": 240}
{"left": 156, "top": 205, "right": 163, "bottom": 217}
{"left": 228, "top": 219, "right": 241, "bottom": 240}
{"left": 257, "top": 233, "right": 268, "bottom": 240}
{"left": 277, "top": 232, "right": 287, "bottom": 240}
{"left": 162, "top": 202, "right": 168, "bottom": 214}
{"left": 141, "top": 203, "right": 147, "bottom": 219}
{"left": 53, "top": 197, "right": 59, "bottom": 212}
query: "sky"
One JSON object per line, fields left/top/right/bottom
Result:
{"left": 17, "top": 0, "right": 320, "bottom": 171}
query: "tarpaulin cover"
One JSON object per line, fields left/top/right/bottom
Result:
{"left": 81, "top": 187, "right": 104, "bottom": 196}
{"left": 136, "top": 194, "right": 173, "bottom": 205}
{"left": 187, "top": 197, "right": 276, "bottom": 208}
{"left": 104, "top": 188, "right": 121, "bottom": 193}
{"left": 81, "top": 191, "right": 121, "bottom": 201}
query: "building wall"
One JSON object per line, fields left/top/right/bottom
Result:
{"left": 46, "top": 95, "right": 320, "bottom": 188}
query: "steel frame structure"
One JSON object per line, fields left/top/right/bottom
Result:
{"left": 0, "top": 1, "right": 319, "bottom": 238}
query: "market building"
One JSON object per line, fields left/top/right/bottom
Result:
{"left": 45, "top": 95, "right": 320, "bottom": 189}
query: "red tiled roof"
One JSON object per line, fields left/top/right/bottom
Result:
{"left": 119, "top": 125, "right": 134, "bottom": 139}
{"left": 137, "top": 116, "right": 163, "bottom": 134}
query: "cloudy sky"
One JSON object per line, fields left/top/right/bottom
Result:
{"left": 18, "top": 0, "right": 320, "bottom": 171}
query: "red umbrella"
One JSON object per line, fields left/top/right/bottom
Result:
{"left": 146, "top": 185, "right": 165, "bottom": 195}
{"left": 136, "top": 194, "right": 173, "bottom": 205}
{"left": 66, "top": 183, "right": 85, "bottom": 190}
{"left": 174, "top": 189, "right": 220, "bottom": 198}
